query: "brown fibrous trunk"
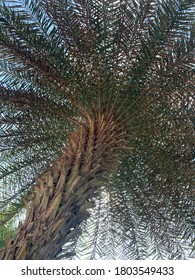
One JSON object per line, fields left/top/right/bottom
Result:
{"left": 0, "top": 112, "right": 126, "bottom": 259}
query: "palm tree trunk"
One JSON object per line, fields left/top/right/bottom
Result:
{"left": 0, "top": 112, "right": 125, "bottom": 259}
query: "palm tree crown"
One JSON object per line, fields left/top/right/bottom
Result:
{"left": 0, "top": 0, "right": 194, "bottom": 259}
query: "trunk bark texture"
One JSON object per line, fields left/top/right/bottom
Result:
{"left": 0, "top": 112, "right": 125, "bottom": 259}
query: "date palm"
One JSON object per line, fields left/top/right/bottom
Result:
{"left": 0, "top": 0, "right": 194, "bottom": 259}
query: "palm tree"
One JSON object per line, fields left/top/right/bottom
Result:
{"left": 0, "top": 0, "right": 194, "bottom": 260}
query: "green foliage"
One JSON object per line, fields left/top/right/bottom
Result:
{"left": 0, "top": 0, "right": 195, "bottom": 259}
